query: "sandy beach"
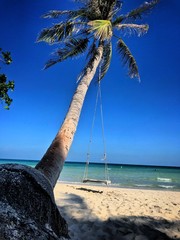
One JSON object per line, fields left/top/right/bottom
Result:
{"left": 54, "top": 183, "right": 180, "bottom": 240}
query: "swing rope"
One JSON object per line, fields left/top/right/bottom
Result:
{"left": 98, "top": 82, "right": 110, "bottom": 182}
{"left": 83, "top": 79, "right": 110, "bottom": 184}
{"left": 83, "top": 82, "right": 100, "bottom": 180}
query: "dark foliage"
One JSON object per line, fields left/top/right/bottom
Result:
{"left": 117, "top": 39, "right": 140, "bottom": 79}
{"left": 0, "top": 48, "right": 14, "bottom": 110}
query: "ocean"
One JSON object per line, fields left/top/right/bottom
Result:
{"left": 0, "top": 159, "right": 180, "bottom": 191}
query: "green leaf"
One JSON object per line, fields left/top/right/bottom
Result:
{"left": 42, "top": 10, "right": 72, "bottom": 19}
{"left": 88, "top": 20, "right": 112, "bottom": 40}
{"left": 2, "top": 51, "right": 12, "bottom": 65}
{"left": 126, "top": 0, "right": 159, "bottom": 20}
{"left": 116, "top": 23, "right": 149, "bottom": 37}
{"left": 113, "top": 0, "right": 159, "bottom": 25}
{"left": 99, "top": 41, "right": 112, "bottom": 81}
{"left": 37, "top": 21, "right": 74, "bottom": 44}
{"left": 77, "top": 43, "right": 100, "bottom": 82}
{"left": 45, "top": 38, "right": 89, "bottom": 69}
{"left": 117, "top": 39, "right": 139, "bottom": 79}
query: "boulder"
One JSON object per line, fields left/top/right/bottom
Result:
{"left": 0, "top": 164, "right": 69, "bottom": 240}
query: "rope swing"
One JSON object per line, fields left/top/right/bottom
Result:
{"left": 83, "top": 78, "right": 111, "bottom": 185}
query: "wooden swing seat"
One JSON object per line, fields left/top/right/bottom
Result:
{"left": 83, "top": 178, "right": 111, "bottom": 185}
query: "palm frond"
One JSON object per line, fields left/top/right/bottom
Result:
{"left": 115, "top": 0, "right": 123, "bottom": 9}
{"left": 98, "top": 0, "right": 116, "bottom": 19}
{"left": 77, "top": 43, "right": 101, "bottom": 82}
{"left": 117, "top": 39, "right": 140, "bottom": 79}
{"left": 126, "top": 0, "right": 159, "bottom": 20}
{"left": 45, "top": 38, "right": 89, "bottom": 69}
{"left": 112, "top": 15, "right": 124, "bottom": 25}
{"left": 73, "top": 0, "right": 88, "bottom": 3}
{"left": 86, "top": 0, "right": 102, "bottom": 20}
{"left": 42, "top": 10, "right": 72, "bottom": 19}
{"left": 88, "top": 20, "right": 112, "bottom": 40}
{"left": 111, "top": 0, "right": 123, "bottom": 19}
{"left": 99, "top": 41, "right": 112, "bottom": 81}
{"left": 68, "top": 9, "right": 87, "bottom": 20}
{"left": 113, "top": 0, "right": 159, "bottom": 25}
{"left": 116, "top": 23, "right": 149, "bottom": 37}
{"left": 42, "top": 8, "right": 88, "bottom": 22}
{"left": 37, "top": 21, "right": 74, "bottom": 44}
{"left": 86, "top": 41, "right": 97, "bottom": 60}
{"left": 86, "top": 0, "right": 123, "bottom": 20}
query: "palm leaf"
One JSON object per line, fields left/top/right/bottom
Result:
{"left": 37, "top": 21, "right": 74, "bottom": 44}
{"left": 117, "top": 39, "right": 139, "bottom": 79}
{"left": 68, "top": 9, "right": 87, "bottom": 20}
{"left": 113, "top": 0, "right": 159, "bottom": 25}
{"left": 77, "top": 42, "right": 101, "bottom": 82}
{"left": 116, "top": 23, "right": 149, "bottom": 37}
{"left": 73, "top": 0, "right": 87, "bottom": 3}
{"left": 115, "top": 0, "right": 123, "bottom": 9}
{"left": 88, "top": 20, "right": 112, "bottom": 40}
{"left": 86, "top": 0, "right": 122, "bottom": 20}
{"left": 42, "top": 8, "right": 88, "bottom": 22}
{"left": 42, "top": 10, "right": 72, "bottom": 19}
{"left": 112, "top": 15, "right": 124, "bottom": 25}
{"left": 45, "top": 38, "right": 89, "bottom": 69}
{"left": 86, "top": 0, "right": 102, "bottom": 20}
{"left": 98, "top": 0, "right": 116, "bottom": 19}
{"left": 86, "top": 41, "right": 96, "bottom": 60}
{"left": 99, "top": 41, "right": 112, "bottom": 81}
{"left": 126, "top": 0, "right": 159, "bottom": 20}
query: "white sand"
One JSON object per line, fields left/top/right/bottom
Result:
{"left": 54, "top": 183, "right": 180, "bottom": 240}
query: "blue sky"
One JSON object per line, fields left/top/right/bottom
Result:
{"left": 0, "top": 0, "right": 180, "bottom": 166}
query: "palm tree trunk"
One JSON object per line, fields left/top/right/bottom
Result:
{"left": 35, "top": 44, "right": 103, "bottom": 188}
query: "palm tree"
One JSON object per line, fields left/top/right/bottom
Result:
{"left": 36, "top": 0, "right": 159, "bottom": 188}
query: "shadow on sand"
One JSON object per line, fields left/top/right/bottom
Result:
{"left": 56, "top": 192, "right": 180, "bottom": 240}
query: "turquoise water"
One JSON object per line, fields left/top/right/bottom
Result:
{"left": 0, "top": 159, "right": 180, "bottom": 191}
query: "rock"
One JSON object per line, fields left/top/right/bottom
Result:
{"left": 122, "top": 233, "right": 135, "bottom": 240}
{"left": 0, "top": 164, "right": 69, "bottom": 240}
{"left": 135, "top": 235, "right": 148, "bottom": 240}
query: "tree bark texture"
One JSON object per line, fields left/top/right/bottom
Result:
{"left": 36, "top": 44, "right": 103, "bottom": 188}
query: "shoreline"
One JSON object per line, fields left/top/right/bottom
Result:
{"left": 58, "top": 180, "right": 180, "bottom": 192}
{"left": 54, "top": 182, "right": 180, "bottom": 239}
{"left": 1, "top": 161, "right": 180, "bottom": 191}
